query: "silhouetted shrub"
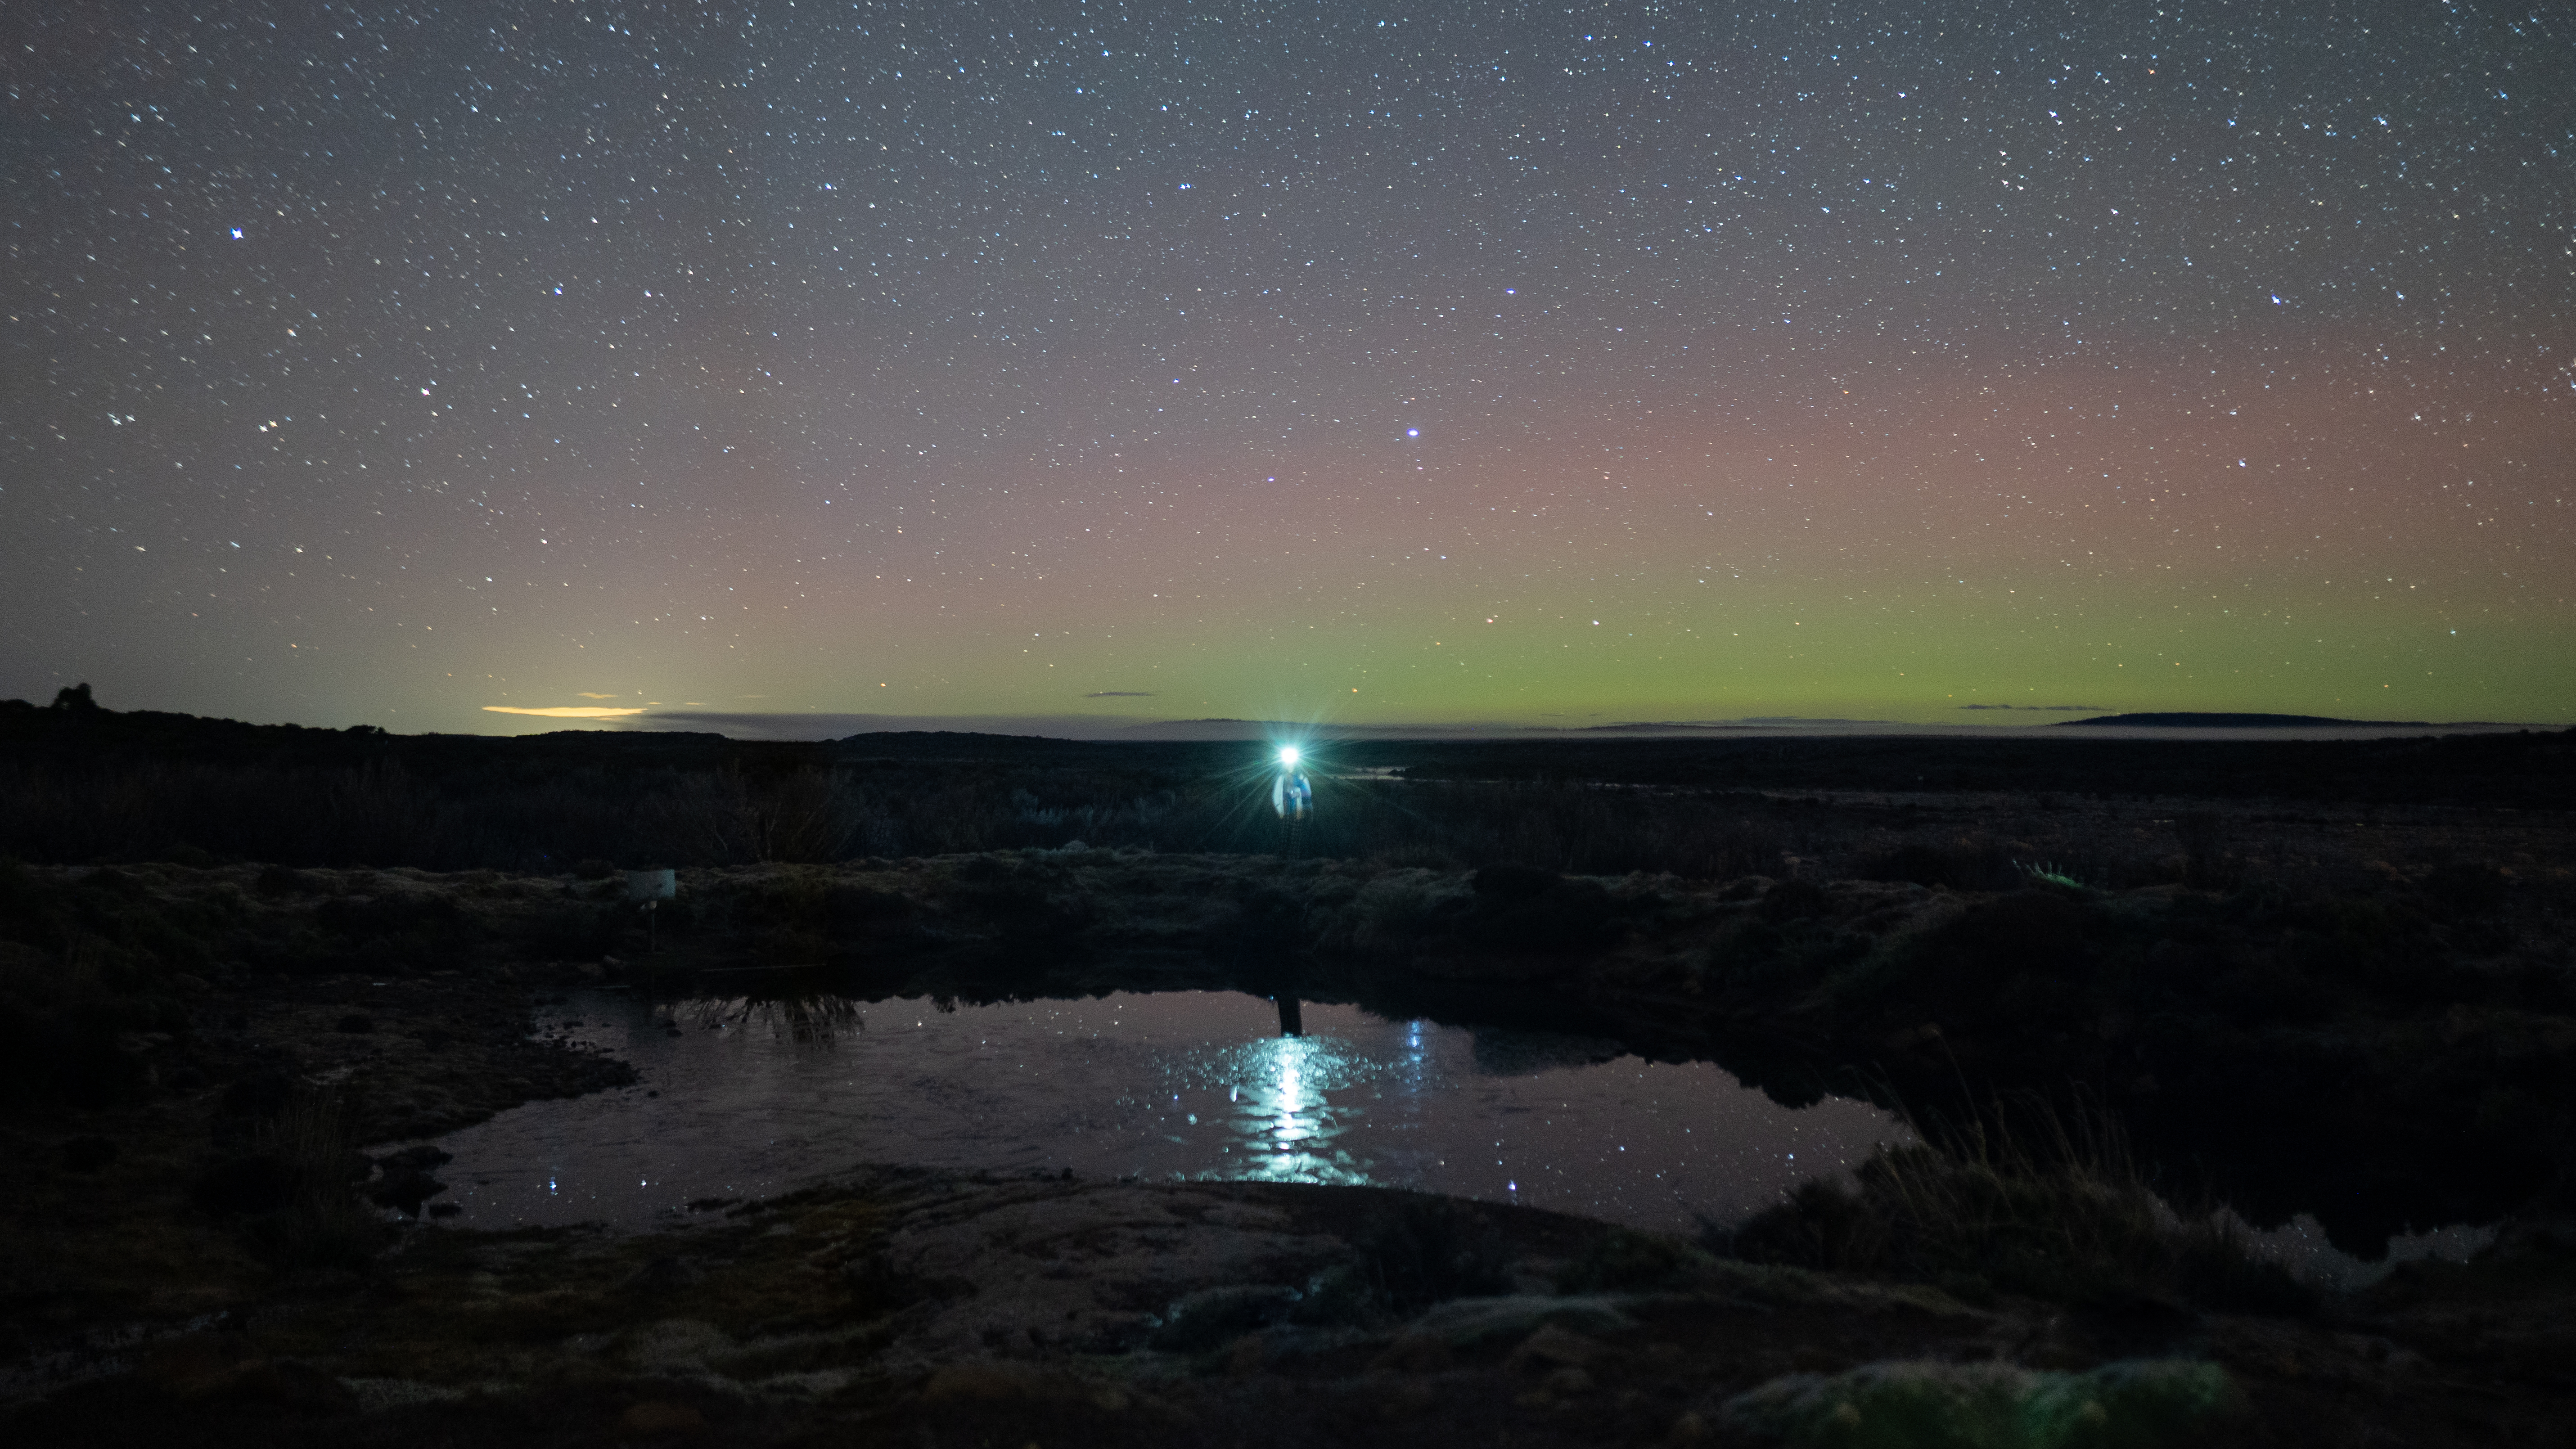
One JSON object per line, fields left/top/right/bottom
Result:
{"left": 1723, "top": 1103, "right": 2314, "bottom": 1316}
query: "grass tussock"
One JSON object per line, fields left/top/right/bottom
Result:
{"left": 1723, "top": 1357, "right": 2234, "bottom": 1449}
{"left": 1721, "top": 1100, "right": 2314, "bottom": 1316}
{"left": 195, "top": 1087, "right": 386, "bottom": 1271}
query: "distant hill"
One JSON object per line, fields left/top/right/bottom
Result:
{"left": 2054, "top": 712, "right": 2433, "bottom": 729}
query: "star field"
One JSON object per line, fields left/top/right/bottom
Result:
{"left": 5, "top": 0, "right": 2570, "bottom": 730}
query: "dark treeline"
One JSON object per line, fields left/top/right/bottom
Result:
{"left": 3, "top": 695, "right": 2567, "bottom": 880}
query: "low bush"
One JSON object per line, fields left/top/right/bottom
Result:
{"left": 1720, "top": 1102, "right": 2314, "bottom": 1316}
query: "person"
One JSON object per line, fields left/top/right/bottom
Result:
{"left": 1273, "top": 766, "right": 1311, "bottom": 823}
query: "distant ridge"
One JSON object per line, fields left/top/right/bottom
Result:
{"left": 2054, "top": 712, "right": 2432, "bottom": 729}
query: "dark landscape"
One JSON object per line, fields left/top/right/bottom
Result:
{"left": 11, "top": 0, "right": 2572, "bottom": 1440}
{"left": 4, "top": 698, "right": 2574, "bottom": 1446}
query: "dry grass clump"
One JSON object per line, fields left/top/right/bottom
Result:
{"left": 194, "top": 1087, "right": 386, "bottom": 1271}
{"left": 1722, "top": 1101, "right": 2313, "bottom": 1316}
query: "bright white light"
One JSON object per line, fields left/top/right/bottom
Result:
{"left": 1279, "top": 747, "right": 1300, "bottom": 766}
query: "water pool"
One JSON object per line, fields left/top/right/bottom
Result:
{"left": 427, "top": 986, "right": 1905, "bottom": 1235}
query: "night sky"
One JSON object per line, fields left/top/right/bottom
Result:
{"left": 6, "top": 0, "right": 2570, "bottom": 735}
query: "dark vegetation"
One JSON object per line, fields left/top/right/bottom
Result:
{"left": 2, "top": 698, "right": 2574, "bottom": 1444}
{"left": 193, "top": 1086, "right": 386, "bottom": 1270}
{"left": 649, "top": 845, "right": 2573, "bottom": 1253}
{"left": 5, "top": 696, "right": 2572, "bottom": 1247}
{"left": 1722, "top": 1102, "right": 2317, "bottom": 1317}
{"left": 0, "top": 860, "right": 213, "bottom": 1106}
{"left": 5, "top": 693, "right": 2572, "bottom": 874}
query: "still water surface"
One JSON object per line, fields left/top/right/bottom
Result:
{"left": 430, "top": 987, "right": 1903, "bottom": 1235}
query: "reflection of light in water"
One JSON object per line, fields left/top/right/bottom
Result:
{"left": 683, "top": 993, "right": 863, "bottom": 1044}
{"left": 1213, "top": 1030, "right": 1373, "bottom": 1186}
{"left": 432, "top": 988, "right": 1914, "bottom": 1235}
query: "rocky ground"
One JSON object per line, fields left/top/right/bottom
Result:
{"left": 8, "top": 1165, "right": 2576, "bottom": 1446}
{"left": 3, "top": 851, "right": 2574, "bottom": 1445}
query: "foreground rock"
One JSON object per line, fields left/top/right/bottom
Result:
{"left": 6, "top": 1166, "right": 2571, "bottom": 1446}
